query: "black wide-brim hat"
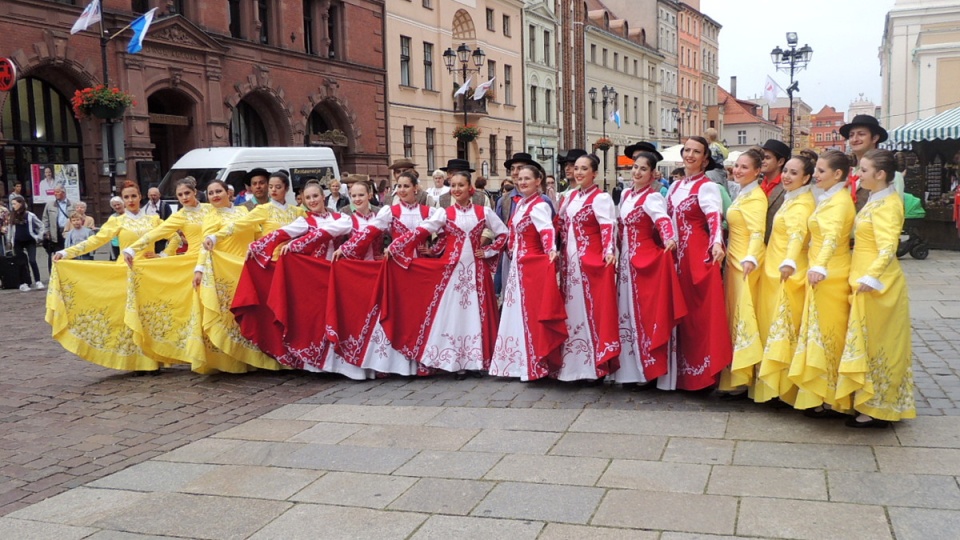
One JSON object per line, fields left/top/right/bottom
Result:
{"left": 503, "top": 152, "right": 538, "bottom": 170}
{"left": 439, "top": 158, "right": 475, "bottom": 173}
{"left": 839, "top": 114, "right": 888, "bottom": 143}
{"left": 761, "top": 139, "right": 792, "bottom": 161}
{"left": 559, "top": 149, "right": 588, "bottom": 165}
{"left": 624, "top": 142, "right": 664, "bottom": 162}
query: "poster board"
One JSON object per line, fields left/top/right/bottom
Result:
{"left": 31, "top": 164, "right": 80, "bottom": 204}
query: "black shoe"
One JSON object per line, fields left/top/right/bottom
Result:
{"left": 455, "top": 371, "right": 468, "bottom": 381}
{"left": 718, "top": 391, "right": 749, "bottom": 402}
{"left": 469, "top": 370, "right": 484, "bottom": 378}
{"left": 845, "top": 416, "right": 891, "bottom": 429}
{"left": 766, "top": 398, "right": 792, "bottom": 409}
{"left": 803, "top": 407, "right": 846, "bottom": 419}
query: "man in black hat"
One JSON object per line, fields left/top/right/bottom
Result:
{"left": 436, "top": 159, "right": 480, "bottom": 209}
{"left": 760, "top": 139, "right": 790, "bottom": 243}
{"left": 840, "top": 114, "right": 903, "bottom": 211}
{"left": 557, "top": 148, "right": 588, "bottom": 204}
{"left": 495, "top": 153, "right": 552, "bottom": 224}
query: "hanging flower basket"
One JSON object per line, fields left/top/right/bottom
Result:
{"left": 71, "top": 85, "right": 136, "bottom": 120}
{"left": 453, "top": 124, "right": 481, "bottom": 142}
{"left": 595, "top": 137, "right": 613, "bottom": 152}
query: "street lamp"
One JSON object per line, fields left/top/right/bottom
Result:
{"left": 588, "top": 85, "right": 617, "bottom": 190}
{"left": 443, "top": 43, "right": 486, "bottom": 163}
{"left": 670, "top": 104, "right": 693, "bottom": 145}
{"left": 770, "top": 32, "right": 813, "bottom": 150}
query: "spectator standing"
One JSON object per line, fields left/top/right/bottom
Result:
{"left": 7, "top": 195, "right": 45, "bottom": 291}
{"left": 40, "top": 185, "right": 75, "bottom": 272}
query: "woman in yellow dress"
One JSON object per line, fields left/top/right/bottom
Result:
{"left": 789, "top": 150, "right": 856, "bottom": 415}
{"left": 200, "top": 172, "right": 304, "bottom": 371}
{"left": 47, "top": 180, "right": 175, "bottom": 374}
{"left": 177, "top": 180, "right": 255, "bottom": 374}
{"left": 719, "top": 148, "right": 768, "bottom": 398}
{"left": 754, "top": 154, "right": 817, "bottom": 404}
{"left": 837, "top": 149, "right": 915, "bottom": 427}
{"left": 121, "top": 177, "right": 211, "bottom": 365}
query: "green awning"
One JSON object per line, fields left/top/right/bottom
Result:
{"left": 890, "top": 106, "right": 960, "bottom": 145}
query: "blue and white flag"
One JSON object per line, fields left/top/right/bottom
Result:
{"left": 70, "top": 0, "right": 101, "bottom": 35}
{"left": 127, "top": 8, "right": 158, "bottom": 54}
{"left": 611, "top": 109, "right": 622, "bottom": 128}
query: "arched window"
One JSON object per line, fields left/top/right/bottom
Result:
{"left": 452, "top": 10, "right": 476, "bottom": 40}
{"left": 229, "top": 100, "right": 268, "bottom": 147}
{"left": 2, "top": 77, "right": 83, "bottom": 201}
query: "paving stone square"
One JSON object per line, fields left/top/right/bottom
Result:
{"left": 471, "top": 482, "right": 605, "bottom": 524}
{"left": 1, "top": 244, "right": 960, "bottom": 538}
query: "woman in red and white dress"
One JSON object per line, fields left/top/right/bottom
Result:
{"left": 242, "top": 180, "right": 367, "bottom": 379}
{"left": 614, "top": 146, "right": 686, "bottom": 387}
{"left": 392, "top": 171, "right": 508, "bottom": 378}
{"left": 325, "top": 181, "right": 387, "bottom": 372}
{"left": 556, "top": 153, "right": 621, "bottom": 381}
{"left": 340, "top": 171, "right": 446, "bottom": 376}
{"left": 664, "top": 136, "right": 733, "bottom": 391}
{"left": 489, "top": 164, "right": 568, "bottom": 381}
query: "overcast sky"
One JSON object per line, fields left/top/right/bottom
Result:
{"left": 700, "top": 0, "right": 896, "bottom": 116}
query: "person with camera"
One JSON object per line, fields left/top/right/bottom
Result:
{"left": 41, "top": 185, "right": 75, "bottom": 272}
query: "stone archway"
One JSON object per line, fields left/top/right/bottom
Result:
{"left": 226, "top": 67, "right": 295, "bottom": 146}
{"left": 146, "top": 88, "right": 198, "bottom": 174}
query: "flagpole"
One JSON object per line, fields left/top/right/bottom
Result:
{"left": 97, "top": 6, "right": 118, "bottom": 195}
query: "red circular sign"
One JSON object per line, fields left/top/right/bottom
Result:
{"left": 0, "top": 58, "right": 17, "bottom": 92}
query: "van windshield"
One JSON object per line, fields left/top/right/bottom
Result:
{"left": 157, "top": 168, "right": 223, "bottom": 197}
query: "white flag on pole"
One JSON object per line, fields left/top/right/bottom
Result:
{"left": 70, "top": 0, "right": 102, "bottom": 35}
{"left": 454, "top": 76, "right": 473, "bottom": 98}
{"left": 473, "top": 77, "right": 495, "bottom": 100}
{"left": 763, "top": 75, "right": 784, "bottom": 103}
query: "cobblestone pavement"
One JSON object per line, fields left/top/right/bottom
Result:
{"left": 0, "top": 249, "right": 957, "bottom": 525}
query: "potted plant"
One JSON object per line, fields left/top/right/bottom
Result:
{"left": 71, "top": 85, "right": 136, "bottom": 120}
{"left": 595, "top": 136, "right": 613, "bottom": 151}
{"left": 453, "top": 124, "right": 481, "bottom": 143}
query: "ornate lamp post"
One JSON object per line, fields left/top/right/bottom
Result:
{"left": 443, "top": 43, "right": 486, "bottom": 163}
{"left": 770, "top": 32, "right": 813, "bottom": 150}
{"left": 588, "top": 85, "right": 617, "bottom": 190}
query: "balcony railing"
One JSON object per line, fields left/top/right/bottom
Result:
{"left": 454, "top": 96, "right": 488, "bottom": 115}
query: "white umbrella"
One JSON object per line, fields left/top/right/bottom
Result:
{"left": 659, "top": 143, "right": 685, "bottom": 164}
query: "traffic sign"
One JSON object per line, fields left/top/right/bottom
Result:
{"left": 0, "top": 58, "right": 17, "bottom": 92}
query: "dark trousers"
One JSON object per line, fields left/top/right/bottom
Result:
{"left": 46, "top": 232, "right": 64, "bottom": 272}
{"left": 14, "top": 240, "right": 41, "bottom": 285}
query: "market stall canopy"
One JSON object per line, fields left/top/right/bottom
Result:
{"left": 889, "top": 106, "right": 960, "bottom": 146}
{"left": 659, "top": 144, "right": 685, "bottom": 164}
{"left": 617, "top": 155, "right": 634, "bottom": 168}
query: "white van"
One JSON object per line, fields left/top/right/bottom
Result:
{"left": 156, "top": 147, "right": 340, "bottom": 205}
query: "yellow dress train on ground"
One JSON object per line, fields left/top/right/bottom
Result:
{"left": 46, "top": 212, "right": 172, "bottom": 372}
{"left": 720, "top": 182, "right": 767, "bottom": 391}
{"left": 789, "top": 183, "right": 855, "bottom": 411}
{"left": 754, "top": 186, "right": 815, "bottom": 403}
{"left": 837, "top": 186, "right": 915, "bottom": 421}
{"left": 123, "top": 204, "right": 212, "bottom": 365}
{"left": 194, "top": 201, "right": 302, "bottom": 372}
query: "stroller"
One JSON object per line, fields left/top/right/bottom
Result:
{"left": 897, "top": 193, "right": 929, "bottom": 260}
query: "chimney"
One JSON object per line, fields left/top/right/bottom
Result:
{"left": 730, "top": 76, "right": 737, "bottom": 98}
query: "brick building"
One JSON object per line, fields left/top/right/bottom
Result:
{"left": 0, "top": 0, "right": 387, "bottom": 220}
{"left": 810, "top": 105, "right": 845, "bottom": 153}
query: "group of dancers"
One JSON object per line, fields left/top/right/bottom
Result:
{"left": 47, "top": 125, "right": 915, "bottom": 428}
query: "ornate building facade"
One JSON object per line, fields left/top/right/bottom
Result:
{"left": 0, "top": 0, "right": 388, "bottom": 220}
{"left": 384, "top": 0, "right": 524, "bottom": 182}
